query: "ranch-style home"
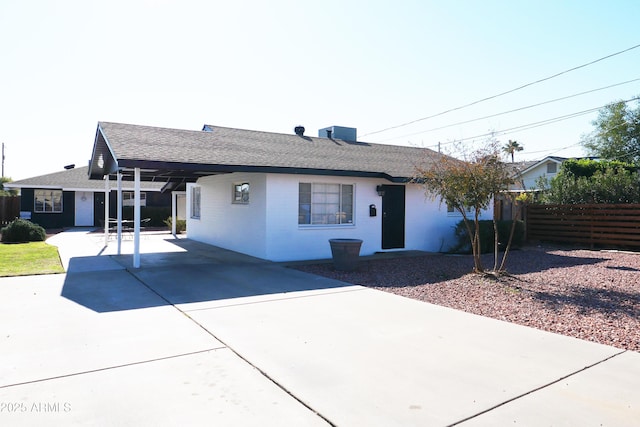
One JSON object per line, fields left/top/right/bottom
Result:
{"left": 88, "top": 122, "right": 492, "bottom": 262}
{"left": 5, "top": 165, "right": 177, "bottom": 229}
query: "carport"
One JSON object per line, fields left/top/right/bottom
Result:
{"left": 88, "top": 123, "right": 235, "bottom": 267}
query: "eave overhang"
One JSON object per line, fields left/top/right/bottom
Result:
{"left": 111, "top": 159, "right": 410, "bottom": 183}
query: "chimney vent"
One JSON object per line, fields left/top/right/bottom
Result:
{"left": 294, "top": 125, "right": 305, "bottom": 136}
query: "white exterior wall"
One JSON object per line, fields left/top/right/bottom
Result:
{"left": 405, "top": 185, "right": 494, "bottom": 253}
{"left": 187, "top": 173, "right": 268, "bottom": 259}
{"left": 187, "top": 172, "right": 494, "bottom": 262}
{"left": 516, "top": 161, "right": 560, "bottom": 190}
{"left": 263, "top": 174, "right": 383, "bottom": 261}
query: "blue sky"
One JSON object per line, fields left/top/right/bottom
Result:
{"left": 1, "top": 0, "right": 639, "bottom": 180}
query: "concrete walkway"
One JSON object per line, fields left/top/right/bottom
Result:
{"left": 1, "top": 229, "right": 638, "bottom": 426}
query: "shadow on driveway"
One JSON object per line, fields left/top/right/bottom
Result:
{"left": 61, "top": 241, "right": 351, "bottom": 313}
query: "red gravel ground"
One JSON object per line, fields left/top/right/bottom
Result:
{"left": 294, "top": 246, "right": 640, "bottom": 352}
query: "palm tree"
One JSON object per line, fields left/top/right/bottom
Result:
{"left": 503, "top": 139, "right": 523, "bottom": 163}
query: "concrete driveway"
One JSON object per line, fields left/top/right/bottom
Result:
{"left": 1, "top": 229, "right": 638, "bottom": 426}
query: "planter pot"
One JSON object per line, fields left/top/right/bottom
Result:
{"left": 329, "top": 238, "right": 363, "bottom": 271}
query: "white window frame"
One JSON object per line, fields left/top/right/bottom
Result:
{"left": 191, "top": 186, "right": 201, "bottom": 219}
{"left": 122, "top": 191, "right": 146, "bottom": 207}
{"left": 34, "top": 189, "right": 63, "bottom": 213}
{"left": 298, "top": 182, "right": 354, "bottom": 226}
{"left": 546, "top": 162, "right": 558, "bottom": 174}
{"left": 232, "top": 182, "right": 250, "bottom": 204}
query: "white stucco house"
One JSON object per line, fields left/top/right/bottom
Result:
{"left": 88, "top": 122, "right": 492, "bottom": 262}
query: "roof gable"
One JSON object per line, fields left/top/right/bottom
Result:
{"left": 518, "top": 156, "right": 567, "bottom": 176}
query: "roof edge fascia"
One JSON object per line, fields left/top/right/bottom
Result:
{"left": 116, "top": 159, "right": 407, "bottom": 182}
{"left": 4, "top": 184, "right": 63, "bottom": 190}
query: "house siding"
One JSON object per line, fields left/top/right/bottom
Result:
{"left": 20, "top": 189, "right": 75, "bottom": 229}
{"left": 516, "top": 161, "right": 560, "bottom": 190}
{"left": 264, "top": 174, "right": 382, "bottom": 261}
{"left": 187, "top": 173, "right": 268, "bottom": 259}
{"left": 406, "top": 186, "right": 457, "bottom": 252}
{"left": 187, "top": 172, "right": 493, "bottom": 261}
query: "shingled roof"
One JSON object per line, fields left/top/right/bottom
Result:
{"left": 89, "top": 122, "right": 447, "bottom": 184}
{"left": 7, "top": 166, "right": 165, "bottom": 191}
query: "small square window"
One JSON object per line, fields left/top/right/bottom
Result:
{"left": 233, "top": 183, "right": 250, "bottom": 204}
{"left": 546, "top": 162, "right": 557, "bottom": 174}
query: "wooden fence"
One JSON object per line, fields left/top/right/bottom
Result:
{"left": 0, "top": 196, "right": 20, "bottom": 226}
{"left": 526, "top": 203, "right": 640, "bottom": 248}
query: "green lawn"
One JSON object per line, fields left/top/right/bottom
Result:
{"left": 0, "top": 242, "right": 65, "bottom": 277}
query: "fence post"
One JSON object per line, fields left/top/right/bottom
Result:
{"left": 522, "top": 202, "right": 528, "bottom": 242}
{"left": 0, "top": 196, "right": 20, "bottom": 226}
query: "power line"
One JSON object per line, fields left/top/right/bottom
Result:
{"left": 377, "top": 77, "right": 640, "bottom": 142}
{"left": 427, "top": 108, "right": 596, "bottom": 148}
{"left": 462, "top": 100, "right": 640, "bottom": 160}
{"left": 362, "top": 42, "right": 640, "bottom": 138}
{"left": 499, "top": 113, "right": 640, "bottom": 160}
{"left": 522, "top": 142, "right": 582, "bottom": 156}
{"left": 421, "top": 96, "right": 640, "bottom": 149}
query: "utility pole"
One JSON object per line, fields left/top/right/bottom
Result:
{"left": 1, "top": 142, "right": 4, "bottom": 177}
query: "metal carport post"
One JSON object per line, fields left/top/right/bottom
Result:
{"left": 133, "top": 167, "right": 141, "bottom": 268}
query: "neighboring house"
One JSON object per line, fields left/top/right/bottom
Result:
{"left": 509, "top": 156, "right": 567, "bottom": 191}
{"left": 509, "top": 156, "right": 601, "bottom": 190}
{"left": 5, "top": 166, "right": 178, "bottom": 229}
{"left": 88, "top": 122, "right": 493, "bottom": 261}
{"left": 496, "top": 156, "right": 600, "bottom": 220}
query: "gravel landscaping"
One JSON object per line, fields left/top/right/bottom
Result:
{"left": 294, "top": 246, "right": 640, "bottom": 352}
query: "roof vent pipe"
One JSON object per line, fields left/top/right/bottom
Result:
{"left": 294, "top": 126, "right": 305, "bottom": 136}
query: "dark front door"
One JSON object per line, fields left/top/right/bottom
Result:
{"left": 381, "top": 185, "right": 405, "bottom": 249}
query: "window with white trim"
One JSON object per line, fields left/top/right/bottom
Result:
{"left": 34, "top": 189, "right": 63, "bottom": 213}
{"left": 191, "top": 186, "right": 201, "bottom": 219}
{"left": 122, "top": 191, "right": 146, "bottom": 206}
{"left": 232, "top": 183, "right": 250, "bottom": 204}
{"left": 298, "top": 183, "right": 354, "bottom": 225}
{"left": 546, "top": 162, "right": 558, "bottom": 174}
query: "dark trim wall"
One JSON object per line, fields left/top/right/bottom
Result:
{"left": 19, "top": 188, "right": 173, "bottom": 229}
{"left": 20, "top": 189, "right": 75, "bottom": 229}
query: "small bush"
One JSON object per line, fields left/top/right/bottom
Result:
{"left": 163, "top": 217, "right": 186, "bottom": 233}
{"left": 1, "top": 218, "right": 46, "bottom": 243}
{"left": 450, "top": 219, "right": 524, "bottom": 254}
